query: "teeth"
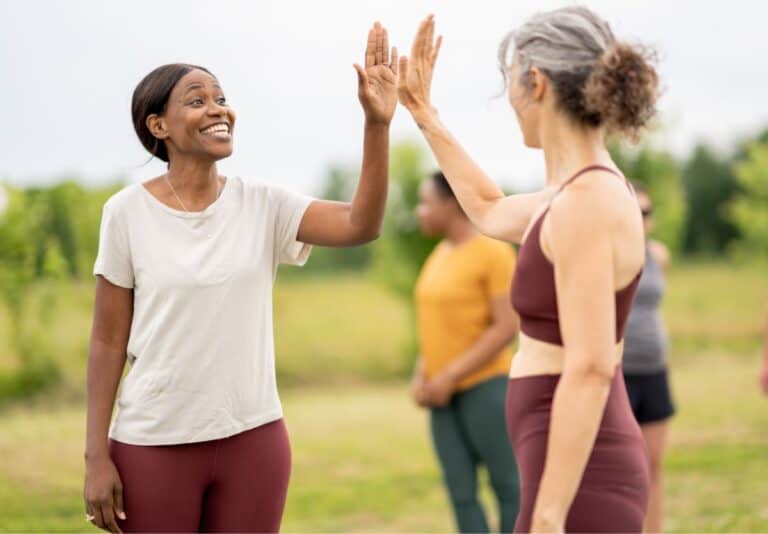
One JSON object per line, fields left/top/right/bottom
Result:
{"left": 202, "top": 124, "right": 230, "bottom": 135}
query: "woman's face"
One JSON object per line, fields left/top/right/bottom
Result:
{"left": 150, "top": 69, "right": 236, "bottom": 162}
{"left": 507, "top": 62, "right": 543, "bottom": 149}
{"left": 638, "top": 192, "right": 653, "bottom": 237}
{"left": 416, "top": 180, "right": 454, "bottom": 237}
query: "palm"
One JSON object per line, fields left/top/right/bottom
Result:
{"left": 355, "top": 22, "right": 398, "bottom": 124}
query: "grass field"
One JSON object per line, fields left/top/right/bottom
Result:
{"left": 1, "top": 262, "right": 767, "bottom": 531}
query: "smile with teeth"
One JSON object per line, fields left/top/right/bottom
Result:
{"left": 201, "top": 123, "right": 231, "bottom": 138}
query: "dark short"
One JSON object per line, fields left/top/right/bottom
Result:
{"left": 623, "top": 370, "right": 675, "bottom": 424}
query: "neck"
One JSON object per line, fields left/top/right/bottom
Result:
{"left": 166, "top": 156, "right": 219, "bottom": 194}
{"left": 444, "top": 215, "right": 476, "bottom": 245}
{"left": 540, "top": 113, "right": 612, "bottom": 187}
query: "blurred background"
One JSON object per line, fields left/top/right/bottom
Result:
{"left": 1, "top": 0, "right": 768, "bottom": 531}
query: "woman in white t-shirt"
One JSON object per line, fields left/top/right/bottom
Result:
{"left": 83, "top": 23, "right": 398, "bottom": 533}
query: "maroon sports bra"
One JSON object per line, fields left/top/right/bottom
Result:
{"left": 510, "top": 165, "right": 642, "bottom": 346}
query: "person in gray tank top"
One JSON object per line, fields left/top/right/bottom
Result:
{"left": 622, "top": 182, "right": 675, "bottom": 533}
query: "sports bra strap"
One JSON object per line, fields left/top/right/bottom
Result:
{"left": 557, "top": 164, "right": 623, "bottom": 192}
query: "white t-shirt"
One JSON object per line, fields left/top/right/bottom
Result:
{"left": 93, "top": 176, "right": 313, "bottom": 445}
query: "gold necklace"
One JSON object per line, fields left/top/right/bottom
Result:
{"left": 163, "top": 174, "right": 222, "bottom": 213}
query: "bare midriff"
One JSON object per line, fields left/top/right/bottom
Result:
{"left": 509, "top": 331, "right": 625, "bottom": 379}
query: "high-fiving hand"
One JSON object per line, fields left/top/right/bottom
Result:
{"left": 354, "top": 22, "right": 398, "bottom": 125}
{"left": 397, "top": 15, "right": 443, "bottom": 118}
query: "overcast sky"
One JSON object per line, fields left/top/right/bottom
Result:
{"left": 2, "top": 0, "right": 766, "bottom": 194}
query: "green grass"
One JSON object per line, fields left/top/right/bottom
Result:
{"left": 1, "top": 352, "right": 766, "bottom": 532}
{"left": 1, "top": 262, "right": 768, "bottom": 531}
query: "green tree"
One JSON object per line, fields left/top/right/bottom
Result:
{"left": 371, "top": 140, "right": 437, "bottom": 299}
{"left": 609, "top": 140, "right": 685, "bottom": 253}
{"left": 680, "top": 143, "right": 741, "bottom": 255}
{"left": 0, "top": 186, "right": 61, "bottom": 403}
{"left": 728, "top": 141, "right": 768, "bottom": 257}
{"left": 370, "top": 140, "right": 438, "bottom": 370}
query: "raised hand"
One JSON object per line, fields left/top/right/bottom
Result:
{"left": 354, "top": 22, "right": 398, "bottom": 125}
{"left": 397, "top": 14, "right": 443, "bottom": 118}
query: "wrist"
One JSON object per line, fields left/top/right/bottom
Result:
{"left": 410, "top": 105, "right": 439, "bottom": 127}
{"left": 532, "top": 502, "right": 566, "bottom": 529}
{"left": 364, "top": 116, "right": 391, "bottom": 129}
{"left": 441, "top": 365, "right": 461, "bottom": 383}
{"left": 84, "top": 446, "right": 110, "bottom": 463}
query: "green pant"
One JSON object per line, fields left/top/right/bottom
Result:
{"left": 430, "top": 375, "right": 519, "bottom": 533}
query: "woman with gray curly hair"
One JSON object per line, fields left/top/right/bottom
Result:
{"left": 398, "top": 6, "right": 658, "bottom": 532}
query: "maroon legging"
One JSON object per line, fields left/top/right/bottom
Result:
{"left": 109, "top": 419, "right": 291, "bottom": 533}
{"left": 506, "top": 369, "right": 650, "bottom": 532}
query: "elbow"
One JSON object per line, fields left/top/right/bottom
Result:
{"left": 362, "top": 227, "right": 382, "bottom": 243}
{"left": 564, "top": 352, "right": 616, "bottom": 384}
{"left": 350, "top": 224, "right": 381, "bottom": 245}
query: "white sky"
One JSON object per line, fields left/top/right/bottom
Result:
{"left": 1, "top": 0, "right": 767, "bottom": 193}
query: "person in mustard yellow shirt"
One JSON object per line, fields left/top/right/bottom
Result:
{"left": 412, "top": 171, "right": 520, "bottom": 532}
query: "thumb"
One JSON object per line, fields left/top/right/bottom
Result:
{"left": 353, "top": 63, "right": 368, "bottom": 87}
{"left": 398, "top": 55, "right": 409, "bottom": 78}
{"left": 114, "top": 485, "right": 126, "bottom": 521}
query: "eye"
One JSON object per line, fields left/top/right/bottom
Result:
{"left": 216, "top": 96, "right": 228, "bottom": 105}
{"left": 189, "top": 98, "right": 204, "bottom": 106}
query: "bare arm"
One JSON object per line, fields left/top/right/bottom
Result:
{"left": 397, "top": 15, "right": 550, "bottom": 243}
{"left": 84, "top": 276, "right": 132, "bottom": 532}
{"left": 426, "top": 295, "right": 519, "bottom": 406}
{"left": 530, "top": 186, "right": 622, "bottom": 530}
{"left": 297, "top": 122, "right": 389, "bottom": 246}
{"left": 297, "top": 22, "right": 397, "bottom": 247}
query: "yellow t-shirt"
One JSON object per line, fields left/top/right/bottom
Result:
{"left": 414, "top": 234, "right": 516, "bottom": 391}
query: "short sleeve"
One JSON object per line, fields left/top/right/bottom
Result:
{"left": 482, "top": 240, "right": 516, "bottom": 298}
{"left": 93, "top": 200, "right": 134, "bottom": 288}
{"left": 272, "top": 186, "right": 314, "bottom": 266}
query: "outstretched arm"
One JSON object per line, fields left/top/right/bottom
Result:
{"left": 297, "top": 22, "right": 398, "bottom": 247}
{"left": 398, "top": 15, "right": 550, "bottom": 243}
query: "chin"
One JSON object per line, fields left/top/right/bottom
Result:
{"left": 209, "top": 147, "right": 234, "bottom": 161}
{"left": 520, "top": 131, "right": 542, "bottom": 149}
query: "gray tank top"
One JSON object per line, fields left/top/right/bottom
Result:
{"left": 622, "top": 247, "right": 669, "bottom": 374}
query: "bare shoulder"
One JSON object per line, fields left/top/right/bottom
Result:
{"left": 543, "top": 169, "right": 644, "bottom": 283}
{"left": 547, "top": 170, "right": 633, "bottom": 237}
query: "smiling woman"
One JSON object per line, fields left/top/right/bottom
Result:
{"left": 82, "top": 22, "right": 398, "bottom": 534}
{"left": 131, "top": 64, "right": 232, "bottom": 164}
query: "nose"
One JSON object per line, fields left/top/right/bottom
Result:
{"left": 207, "top": 100, "right": 228, "bottom": 118}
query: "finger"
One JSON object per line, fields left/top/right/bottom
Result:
{"left": 101, "top": 502, "right": 121, "bottom": 533}
{"left": 93, "top": 506, "right": 106, "bottom": 530}
{"left": 425, "top": 15, "right": 435, "bottom": 56}
{"left": 431, "top": 35, "right": 443, "bottom": 68}
{"left": 390, "top": 46, "right": 399, "bottom": 74}
{"left": 382, "top": 27, "right": 390, "bottom": 66}
{"left": 114, "top": 485, "right": 127, "bottom": 522}
{"left": 412, "top": 17, "right": 429, "bottom": 60}
{"left": 365, "top": 27, "right": 376, "bottom": 68}
{"left": 375, "top": 22, "right": 383, "bottom": 65}
{"left": 397, "top": 56, "right": 408, "bottom": 89}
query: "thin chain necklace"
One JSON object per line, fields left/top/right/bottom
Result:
{"left": 163, "top": 174, "right": 223, "bottom": 214}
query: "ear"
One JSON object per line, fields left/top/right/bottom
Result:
{"left": 146, "top": 114, "right": 169, "bottom": 140}
{"left": 529, "top": 67, "right": 548, "bottom": 102}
